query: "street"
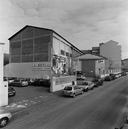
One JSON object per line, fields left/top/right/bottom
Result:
{"left": 5, "top": 76, "right": 128, "bottom": 129}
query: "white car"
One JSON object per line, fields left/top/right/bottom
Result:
{"left": 0, "top": 112, "right": 12, "bottom": 128}
{"left": 9, "top": 79, "right": 28, "bottom": 87}
{"left": 62, "top": 86, "right": 83, "bottom": 98}
{"left": 78, "top": 81, "right": 94, "bottom": 91}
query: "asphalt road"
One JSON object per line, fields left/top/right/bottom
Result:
{"left": 5, "top": 76, "right": 128, "bottom": 129}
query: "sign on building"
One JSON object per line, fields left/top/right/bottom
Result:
{"left": 33, "top": 62, "right": 51, "bottom": 71}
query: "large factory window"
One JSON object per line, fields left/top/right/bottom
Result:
{"left": 10, "top": 41, "right": 21, "bottom": 55}
{"left": 22, "top": 55, "right": 33, "bottom": 62}
{"left": 35, "top": 28, "right": 50, "bottom": 36}
{"left": 22, "top": 39, "right": 33, "bottom": 55}
{"left": 11, "top": 56, "right": 21, "bottom": 63}
{"left": 22, "top": 27, "right": 34, "bottom": 39}
{"left": 34, "top": 54, "right": 48, "bottom": 62}
{"left": 34, "top": 36, "right": 49, "bottom": 54}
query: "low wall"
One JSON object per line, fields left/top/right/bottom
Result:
{"left": 50, "top": 76, "right": 76, "bottom": 92}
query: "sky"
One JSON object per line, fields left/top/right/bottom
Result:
{"left": 0, "top": 0, "right": 128, "bottom": 59}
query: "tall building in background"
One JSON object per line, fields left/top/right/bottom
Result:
{"left": 100, "top": 40, "right": 122, "bottom": 73}
{"left": 81, "top": 40, "right": 122, "bottom": 74}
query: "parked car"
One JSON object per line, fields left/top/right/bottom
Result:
{"left": 109, "top": 74, "right": 117, "bottom": 80}
{"left": 42, "top": 79, "right": 50, "bottom": 87}
{"left": 77, "top": 74, "right": 86, "bottom": 80}
{"left": 92, "top": 78, "right": 104, "bottom": 87}
{"left": 32, "top": 79, "right": 44, "bottom": 86}
{"left": 32, "top": 78, "right": 50, "bottom": 87}
{"left": 121, "top": 71, "right": 127, "bottom": 76}
{"left": 115, "top": 73, "right": 121, "bottom": 78}
{"left": 8, "top": 86, "right": 16, "bottom": 97}
{"left": 9, "top": 79, "right": 28, "bottom": 87}
{"left": 62, "top": 85, "right": 83, "bottom": 98}
{"left": 8, "top": 77, "right": 16, "bottom": 84}
{"left": 78, "top": 81, "right": 94, "bottom": 91}
{"left": 74, "top": 71, "right": 86, "bottom": 80}
{"left": 0, "top": 111, "right": 12, "bottom": 128}
{"left": 104, "top": 76, "right": 113, "bottom": 81}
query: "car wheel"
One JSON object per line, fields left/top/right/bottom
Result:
{"left": 0, "top": 117, "right": 8, "bottom": 128}
{"left": 73, "top": 94, "right": 76, "bottom": 98}
{"left": 85, "top": 88, "right": 88, "bottom": 92}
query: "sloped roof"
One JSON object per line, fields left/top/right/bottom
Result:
{"left": 8, "top": 25, "right": 84, "bottom": 55}
{"left": 76, "top": 54, "right": 106, "bottom": 60}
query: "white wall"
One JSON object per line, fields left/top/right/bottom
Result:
{"left": 4, "top": 62, "right": 51, "bottom": 79}
{"left": 50, "top": 76, "right": 76, "bottom": 92}
{"left": 0, "top": 43, "right": 8, "bottom": 107}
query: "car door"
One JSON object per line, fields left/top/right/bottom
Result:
{"left": 77, "top": 86, "right": 82, "bottom": 94}
{"left": 91, "top": 82, "right": 94, "bottom": 89}
{"left": 74, "top": 86, "right": 78, "bottom": 95}
{"left": 87, "top": 82, "right": 91, "bottom": 89}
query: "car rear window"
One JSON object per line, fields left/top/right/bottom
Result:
{"left": 64, "top": 87, "right": 72, "bottom": 90}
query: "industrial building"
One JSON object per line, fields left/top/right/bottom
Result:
{"left": 5, "top": 25, "right": 83, "bottom": 79}
{"left": 73, "top": 54, "right": 106, "bottom": 78}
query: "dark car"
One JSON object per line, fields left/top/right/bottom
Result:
{"left": 32, "top": 79, "right": 44, "bottom": 86}
{"left": 104, "top": 76, "right": 113, "bottom": 81}
{"left": 8, "top": 86, "right": 16, "bottom": 97}
{"left": 92, "top": 78, "right": 104, "bottom": 87}
{"left": 32, "top": 78, "right": 50, "bottom": 87}
{"left": 74, "top": 71, "right": 86, "bottom": 80}
{"left": 110, "top": 74, "right": 117, "bottom": 80}
{"left": 121, "top": 71, "right": 127, "bottom": 76}
{"left": 42, "top": 79, "right": 50, "bottom": 87}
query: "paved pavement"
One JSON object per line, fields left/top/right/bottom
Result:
{"left": 3, "top": 75, "right": 128, "bottom": 129}
{"left": 0, "top": 76, "right": 128, "bottom": 129}
{"left": 0, "top": 77, "right": 94, "bottom": 113}
{"left": 0, "top": 87, "right": 62, "bottom": 114}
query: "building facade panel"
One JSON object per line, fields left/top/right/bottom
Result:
{"left": 34, "top": 28, "right": 51, "bottom": 37}
{"left": 22, "top": 27, "right": 34, "bottom": 39}
{"left": 100, "top": 40, "right": 122, "bottom": 73}
{"left": 22, "top": 39, "right": 33, "bottom": 55}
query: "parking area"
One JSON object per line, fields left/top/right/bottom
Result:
{"left": 9, "top": 85, "right": 51, "bottom": 104}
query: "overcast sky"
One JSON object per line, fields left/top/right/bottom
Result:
{"left": 0, "top": 0, "right": 128, "bottom": 59}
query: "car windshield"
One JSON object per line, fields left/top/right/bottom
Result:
{"left": 64, "top": 87, "right": 72, "bottom": 90}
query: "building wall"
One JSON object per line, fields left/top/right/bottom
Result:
{"left": 100, "top": 40, "right": 121, "bottom": 73}
{"left": 95, "top": 60, "right": 105, "bottom": 78}
{"left": 52, "top": 33, "right": 82, "bottom": 76}
{"left": 4, "top": 62, "right": 51, "bottom": 79}
{"left": 52, "top": 33, "right": 72, "bottom": 76}
{"left": 10, "top": 26, "right": 52, "bottom": 63}
{"left": 8, "top": 26, "right": 52, "bottom": 78}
